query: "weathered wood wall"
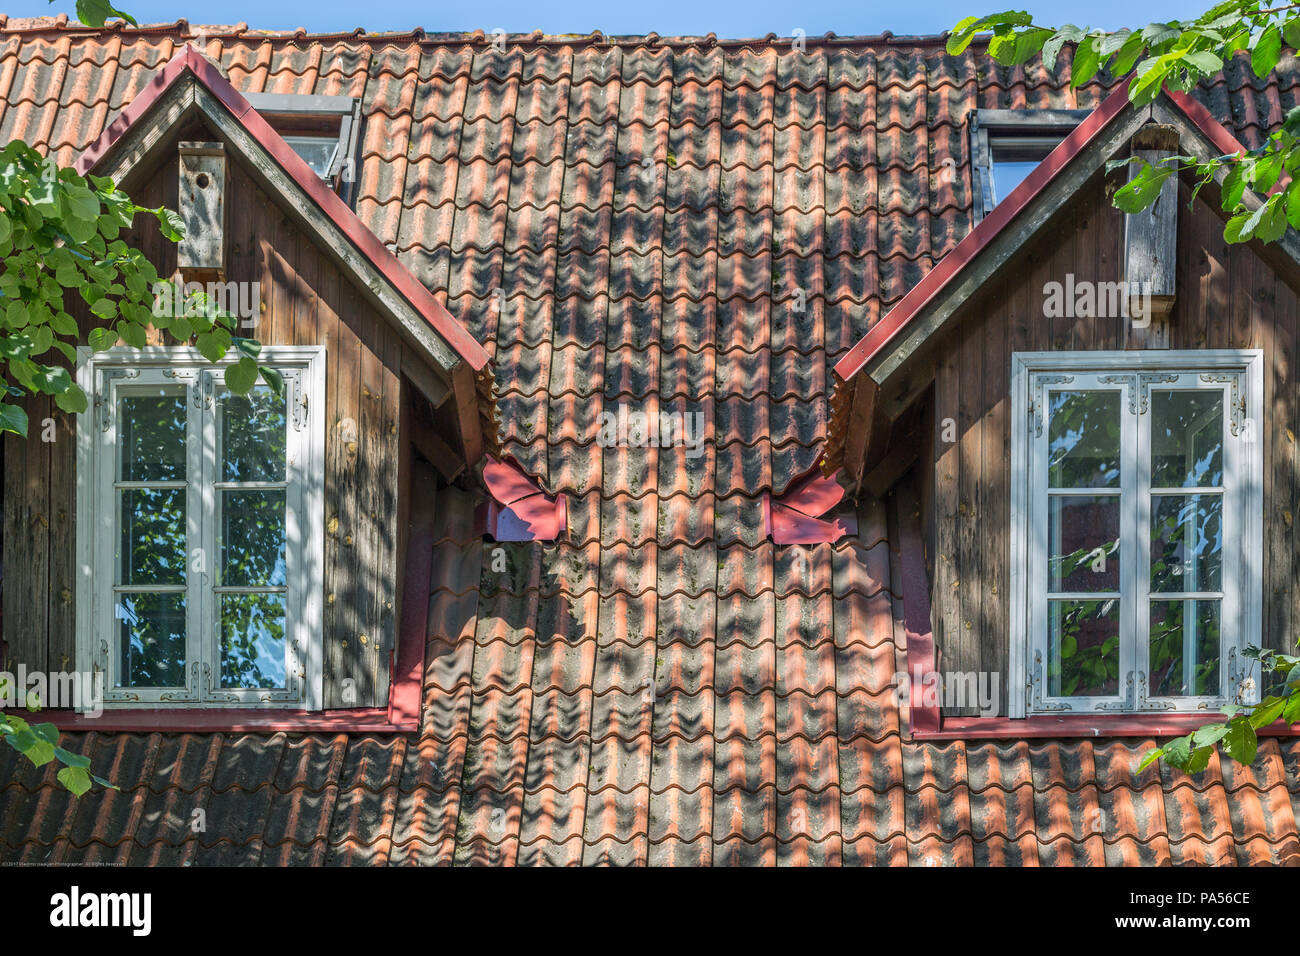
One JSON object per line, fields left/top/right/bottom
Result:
{"left": 929, "top": 174, "right": 1300, "bottom": 716}
{"left": 3, "top": 125, "right": 410, "bottom": 708}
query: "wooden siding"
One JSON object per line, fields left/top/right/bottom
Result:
{"left": 928, "top": 174, "right": 1300, "bottom": 717}
{"left": 3, "top": 130, "right": 413, "bottom": 708}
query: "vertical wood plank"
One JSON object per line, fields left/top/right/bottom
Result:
{"left": 324, "top": 270, "right": 361, "bottom": 708}
{"left": 955, "top": 310, "right": 984, "bottom": 715}
{"left": 4, "top": 395, "right": 51, "bottom": 672}
{"left": 46, "top": 409, "right": 76, "bottom": 673}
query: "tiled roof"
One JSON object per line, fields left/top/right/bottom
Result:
{"left": 2, "top": 19, "right": 1299, "bottom": 864}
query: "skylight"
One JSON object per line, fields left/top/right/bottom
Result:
{"left": 970, "top": 109, "right": 1092, "bottom": 222}
{"left": 243, "top": 92, "right": 361, "bottom": 205}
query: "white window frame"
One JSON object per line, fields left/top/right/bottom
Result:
{"left": 1009, "top": 350, "right": 1263, "bottom": 718}
{"left": 75, "top": 346, "right": 326, "bottom": 710}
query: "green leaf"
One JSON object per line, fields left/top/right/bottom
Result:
{"left": 1191, "top": 723, "right": 1230, "bottom": 747}
{"left": 1162, "top": 733, "right": 1194, "bottom": 769}
{"left": 0, "top": 212, "right": 11, "bottom": 244}
{"left": 116, "top": 321, "right": 146, "bottom": 349}
{"left": 1249, "top": 695, "right": 1286, "bottom": 729}
{"left": 31, "top": 722, "right": 59, "bottom": 745}
{"left": 56, "top": 765, "right": 91, "bottom": 796}
{"left": 155, "top": 207, "right": 185, "bottom": 242}
{"left": 1183, "top": 50, "right": 1223, "bottom": 75}
{"left": 74, "top": 0, "right": 136, "bottom": 28}
{"left": 1226, "top": 196, "right": 1289, "bottom": 244}
{"left": 1222, "top": 717, "right": 1259, "bottom": 765}
{"left": 54, "top": 383, "right": 88, "bottom": 414}
{"left": 195, "top": 329, "right": 230, "bottom": 363}
{"left": 87, "top": 326, "right": 117, "bottom": 352}
{"left": 224, "top": 355, "right": 259, "bottom": 394}
{"left": 1185, "top": 744, "right": 1214, "bottom": 774}
{"left": 0, "top": 402, "right": 29, "bottom": 437}
{"left": 60, "top": 184, "right": 99, "bottom": 224}
{"left": 53, "top": 746, "right": 91, "bottom": 769}
{"left": 5, "top": 300, "right": 29, "bottom": 329}
{"left": 51, "top": 311, "right": 78, "bottom": 336}
{"left": 1136, "top": 747, "right": 1164, "bottom": 772}
{"left": 259, "top": 364, "right": 285, "bottom": 398}
{"left": 1071, "top": 36, "right": 1101, "bottom": 86}
{"left": 1284, "top": 17, "right": 1300, "bottom": 51}
{"left": 1283, "top": 692, "right": 1300, "bottom": 725}
{"left": 1252, "top": 24, "right": 1283, "bottom": 79}
{"left": 1111, "top": 32, "right": 1148, "bottom": 78}
{"left": 1114, "top": 163, "right": 1172, "bottom": 213}
{"left": 89, "top": 297, "right": 117, "bottom": 320}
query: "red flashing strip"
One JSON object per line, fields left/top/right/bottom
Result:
{"left": 915, "top": 714, "right": 1300, "bottom": 741}
{"left": 476, "top": 456, "right": 567, "bottom": 542}
{"left": 766, "top": 466, "right": 857, "bottom": 544}
{"left": 75, "top": 46, "right": 489, "bottom": 374}
{"left": 16, "top": 707, "right": 416, "bottom": 734}
{"left": 389, "top": 482, "right": 436, "bottom": 728}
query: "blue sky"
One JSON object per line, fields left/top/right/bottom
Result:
{"left": 7, "top": 1, "right": 1208, "bottom": 37}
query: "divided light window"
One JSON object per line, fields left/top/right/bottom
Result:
{"left": 1009, "top": 351, "right": 1263, "bottom": 718}
{"left": 76, "top": 347, "right": 325, "bottom": 709}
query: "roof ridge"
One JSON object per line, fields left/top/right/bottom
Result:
{"left": 0, "top": 17, "right": 965, "bottom": 50}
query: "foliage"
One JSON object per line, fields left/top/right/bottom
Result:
{"left": 0, "top": 678, "right": 116, "bottom": 796}
{"left": 949, "top": 2, "right": 1300, "bottom": 246}
{"left": 1139, "top": 645, "right": 1300, "bottom": 772}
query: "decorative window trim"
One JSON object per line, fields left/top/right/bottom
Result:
{"left": 970, "top": 108, "right": 1091, "bottom": 222}
{"left": 1008, "top": 349, "right": 1264, "bottom": 719}
{"left": 74, "top": 345, "right": 326, "bottom": 711}
{"left": 244, "top": 92, "right": 362, "bottom": 204}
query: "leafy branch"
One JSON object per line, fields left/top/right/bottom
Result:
{"left": 1139, "top": 645, "right": 1300, "bottom": 772}
{"left": 0, "top": 678, "right": 115, "bottom": 795}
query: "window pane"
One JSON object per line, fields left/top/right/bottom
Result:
{"left": 281, "top": 135, "right": 338, "bottom": 178}
{"left": 116, "top": 592, "right": 186, "bottom": 687}
{"left": 1149, "top": 599, "right": 1221, "bottom": 697}
{"left": 119, "top": 392, "right": 187, "bottom": 481}
{"left": 220, "top": 489, "right": 287, "bottom": 587}
{"left": 1049, "top": 495, "right": 1120, "bottom": 592}
{"left": 1150, "top": 493, "right": 1222, "bottom": 593}
{"left": 221, "top": 385, "right": 287, "bottom": 482}
{"left": 1048, "top": 390, "right": 1121, "bottom": 488}
{"left": 1048, "top": 599, "right": 1121, "bottom": 697}
{"left": 1151, "top": 391, "right": 1223, "bottom": 488}
{"left": 220, "top": 593, "right": 287, "bottom": 689}
{"left": 992, "top": 160, "right": 1041, "bottom": 203}
{"left": 119, "top": 487, "right": 186, "bottom": 585}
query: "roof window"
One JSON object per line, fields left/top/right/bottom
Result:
{"left": 970, "top": 108, "right": 1091, "bottom": 221}
{"left": 244, "top": 92, "right": 362, "bottom": 205}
